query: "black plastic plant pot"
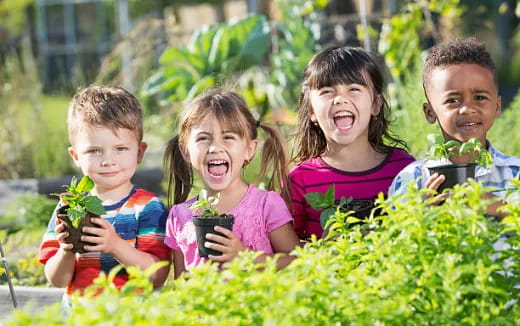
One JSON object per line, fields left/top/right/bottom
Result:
{"left": 193, "top": 215, "right": 234, "bottom": 258}
{"left": 427, "top": 163, "right": 476, "bottom": 192}
{"left": 347, "top": 200, "right": 374, "bottom": 219}
{"left": 56, "top": 205, "right": 100, "bottom": 254}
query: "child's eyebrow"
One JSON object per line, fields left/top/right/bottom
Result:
{"left": 473, "top": 89, "right": 492, "bottom": 94}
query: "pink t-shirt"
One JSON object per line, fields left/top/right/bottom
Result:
{"left": 290, "top": 148, "right": 415, "bottom": 239}
{"left": 164, "top": 184, "right": 293, "bottom": 269}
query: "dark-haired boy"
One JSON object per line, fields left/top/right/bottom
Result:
{"left": 389, "top": 37, "right": 520, "bottom": 215}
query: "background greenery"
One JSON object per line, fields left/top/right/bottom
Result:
{"left": 2, "top": 2, "right": 520, "bottom": 321}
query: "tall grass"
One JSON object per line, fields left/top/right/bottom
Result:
{"left": 0, "top": 43, "right": 75, "bottom": 179}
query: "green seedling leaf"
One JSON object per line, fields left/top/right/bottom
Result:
{"left": 323, "top": 185, "right": 335, "bottom": 207}
{"left": 304, "top": 192, "right": 327, "bottom": 210}
{"left": 189, "top": 191, "right": 224, "bottom": 218}
{"left": 76, "top": 175, "right": 95, "bottom": 193}
{"left": 84, "top": 196, "right": 107, "bottom": 215}
{"left": 320, "top": 207, "right": 336, "bottom": 230}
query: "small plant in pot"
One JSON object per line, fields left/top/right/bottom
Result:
{"left": 54, "top": 176, "right": 106, "bottom": 254}
{"left": 427, "top": 134, "right": 493, "bottom": 192}
{"left": 189, "top": 190, "right": 234, "bottom": 258}
{"left": 304, "top": 185, "right": 373, "bottom": 231}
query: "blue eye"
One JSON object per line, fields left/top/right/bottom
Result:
{"left": 87, "top": 148, "right": 101, "bottom": 154}
{"left": 116, "top": 146, "right": 128, "bottom": 152}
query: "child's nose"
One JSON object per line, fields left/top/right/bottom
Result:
{"left": 208, "top": 140, "right": 224, "bottom": 153}
{"left": 100, "top": 154, "right": 115, "bottom": 166}
{"left": 458, "top": 104, "right": 475, "bottom": 114}
{"left": 333, "top": 95, "right": 349, "bottom": 105}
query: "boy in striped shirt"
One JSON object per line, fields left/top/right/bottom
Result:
{"left": 39, "top": 86, "right": 170, "bottom": 306}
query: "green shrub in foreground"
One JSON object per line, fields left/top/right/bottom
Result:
{"left": 9, "top": 181, "right": 520, "bottom": 325}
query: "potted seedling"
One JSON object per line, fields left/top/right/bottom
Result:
{"left": 427, "top": 134, "right": 493, "bottom": 192}
{"left": 304, "top": 185, "right": 373, "bottom": 231}
{"left": 54, "top": 176, "right": 106, "bottom": 254}
{"left": 190, "top": 190, "right": 234, "bottom": 258}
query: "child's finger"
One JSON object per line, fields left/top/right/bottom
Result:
{"left": 89, "top": 217, "right": 110, "bottom": 228}
{"left": 205, "top": 232, "right": 229, "bottom": 245}
{"left": 60, "top": 242, "right": 73, "bottom": 250}
{"left": 82, "top": 226, "right": 104, "bottom": 236}
{"left": 83, "top": 244, "right": 102, "bottom": 252}
{"left": 204, "top": 241, "right": 227, "bottom": 253}
{"left": 208, "top": 254, "right": 228, "bottom": 262}
{"left": 213, "top": 226, "right": 234, "bottom": 238}
{"left": 81, "top": 234, "right": 102, "bottom": 244}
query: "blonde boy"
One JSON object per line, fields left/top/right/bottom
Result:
{"left": 39, "top": 86, "right": 170, "bottom": 305}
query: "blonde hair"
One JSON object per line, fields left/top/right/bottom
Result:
{"left": 67, "top": 85, "right": 143, "bottom": 145}
{"left": 164, "top": 90, "right": 291, "bottom": 207}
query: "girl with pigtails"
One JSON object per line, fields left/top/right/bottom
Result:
{"left": 163, "top": 90, "right": 299, "bottom": 277}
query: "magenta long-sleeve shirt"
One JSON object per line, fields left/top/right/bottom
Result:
{"left": 289, "top": 148, "right": 415, "bottom": 239}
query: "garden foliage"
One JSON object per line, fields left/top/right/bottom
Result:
{"left": 9, "top": 181, "right": 520, "bottom": 324}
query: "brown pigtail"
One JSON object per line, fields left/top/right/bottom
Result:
{"left": 258, "top": 122, "right": 291, "bottom": 208}
{"left": 163, "top": 135, "right": 193, "bottom": 207}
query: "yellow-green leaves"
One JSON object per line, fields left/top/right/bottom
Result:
{"left": 57, "top": 176, "right": 106, "bottom": 228}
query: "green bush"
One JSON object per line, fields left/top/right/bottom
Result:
{"left": 1, "top": 192, "right": 56, "bottom": 231}
{"left": 9, "top": 181, "right": 520, "bottom": 324}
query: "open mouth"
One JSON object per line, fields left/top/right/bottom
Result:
{"left": 333, "top": 111, "right": 355, "bottom": 130}
{"left": 207, "top": 159, "right": 229, "bottom": 177}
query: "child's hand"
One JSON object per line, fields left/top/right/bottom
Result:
{"left": 81, "top": 217, "right": 124, "bottom": 254}
{"left": 424, "top": 173, "right": 449, "bottom": 205}
{"left": 55, "top": 219, "right": 73, "bottom": 251}
{"left": 205, "top": 226, "right": 247, "bottom": 262}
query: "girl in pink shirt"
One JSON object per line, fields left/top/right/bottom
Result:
{"left": 290, "top": 46, "right": 415, "bottom": 239}
{"left": 163, "top": 90, "right": 299, "bottom": 277}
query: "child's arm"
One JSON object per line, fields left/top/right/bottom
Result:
{"left": 173, "top": 250, "right": 186, "bottom": 279}
{"left": 82, "top": 218, "right": 170, "bottom": 288}
{"left": 43, "top": 220, "right": 76, "bottom": 287}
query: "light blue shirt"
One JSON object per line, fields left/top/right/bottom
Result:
{"left": 389, "top": 142, "right": 520, "bottom": 199}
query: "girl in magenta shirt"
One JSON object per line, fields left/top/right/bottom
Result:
{"left": 290, "top": 46, "right": 415, "bottom": 239}
{"left": 164, "top": 90, "right": 299, "bottom": 277}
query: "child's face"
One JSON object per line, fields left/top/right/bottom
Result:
{"left": 424, "top": 63, "right": 501, "bottom": 145}
{"left": 68, "top": 126, "right": 147, "bottom": 197}
{"left": 309, "top": 82, "right": 380, "bottom": 148}
{"left": 186, "top": 115, "right": 257, "bottom": 196}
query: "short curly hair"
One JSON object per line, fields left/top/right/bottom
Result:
{"left": 423, "top": 37, "right": 497, "bottom": 93}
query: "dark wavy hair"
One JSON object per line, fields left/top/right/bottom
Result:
{"left": 292, "top": 46, "right": 407, "bottom": 163}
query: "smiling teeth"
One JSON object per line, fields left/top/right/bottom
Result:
{"left": 463, "top": 122, "right": 478, "bottom": 126}
{"left": 208, "top": 160, "right": 227, "bottom": 165}
{"left": 334, "top": 111, "right": 354, "bottom": 118}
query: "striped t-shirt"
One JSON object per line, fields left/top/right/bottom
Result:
{"left": 290, "top": 148, "right": 415, "bottom": 239}
{"left": 39, "top": 186, "right": 170, "bottom": 298}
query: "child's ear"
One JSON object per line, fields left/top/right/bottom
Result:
{"left": 246, "top": 139, "right": 259, "bottom": 163}
{"left": 371, "top": 94, "right": 382, "bottom": 116}
{"left": 423, "top": 102, "right": 437, "bottom": 124}
{"left": 495, "top": 95, "right": 502, "bottom": 117}
{"left": 68, "top": 146, "right": 81, "bottom": 168}
{"left": 137, "top": 141, "right": 148, "bottom": 164}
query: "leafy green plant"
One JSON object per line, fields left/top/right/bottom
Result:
{"left": 304, "top": 185, "right": 371, "bottom": 229}
{"left": 188, "top": 190, "right": 228, "bottom": 218}
{"left": 428, "top": 134, "right": 493, "bottom": 168}
{"left": 8, "top": 181, "right": 520, "bottom": 324}
{"left": 142, "top": 14, "right": 270, "bottom": 105}
{"left": 54, "top": 176, "right": 106, "bottom": 228}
